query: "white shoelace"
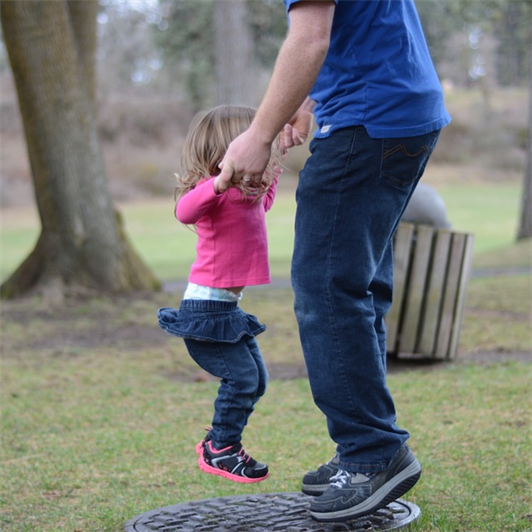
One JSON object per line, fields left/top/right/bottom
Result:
{"left": 330, "top": 469, "right": 351, "bottom": 488}
{"left": 331, "top": 469, "right": 372, "bottom": 488}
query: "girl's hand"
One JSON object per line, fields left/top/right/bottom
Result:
{"left": 280, "top": 109, "right": 314, "bottom": 157}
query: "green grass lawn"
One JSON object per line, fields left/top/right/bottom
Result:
{"left": 1, "top": 178, "right": 529, "bottom": 283}
{"left": 1, "top": 330, "right": 530, "bottom": 531}
{"left": 435, "top": 181, "right": 527, "bottom": 256}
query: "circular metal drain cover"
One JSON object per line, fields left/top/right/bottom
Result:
{"left": 124, "top": 492, "right": 420, "bottom": 531}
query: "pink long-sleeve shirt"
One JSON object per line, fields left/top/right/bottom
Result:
{"left": 176, "top": 176, "right": 279, "bottom": 288}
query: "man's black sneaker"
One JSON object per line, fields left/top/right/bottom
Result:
{"left": 302, "top": 453, "right": 340, "bottom": 495}
{"left": 309, "top": 445, "right": 421, "bottom": 522}
{"left": 196, "top": 438, "right": 269, "bottom": 484}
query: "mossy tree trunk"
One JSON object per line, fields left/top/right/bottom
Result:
{"left": 516, "top": 51, "right": 532, "bottom": 241}
{"left": 1, "top": 1, "right": 160, "bottom": 299}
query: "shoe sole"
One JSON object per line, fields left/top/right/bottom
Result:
{"left": 310, "top": 459, "right": 421, "bottom": 522}
{"left": 195, "top": 440, "right": 269, "bottom": 484}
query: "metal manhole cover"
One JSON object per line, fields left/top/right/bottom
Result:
{"left": 124, "top": 492, "right": 420, "bottom": 531}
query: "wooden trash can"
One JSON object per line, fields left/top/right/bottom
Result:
{"left": 385, "top": 223, "right": 475, "bottom": 360}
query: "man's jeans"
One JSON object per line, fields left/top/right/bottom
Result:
{"left": 291, "top": 126, "right": 440, "bottom": 474}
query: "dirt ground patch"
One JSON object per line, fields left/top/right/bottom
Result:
{"left": 2, "top": 288, "right": 529, "bottom": 382}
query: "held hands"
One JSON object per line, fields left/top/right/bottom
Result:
{"left": 215, "top": 108, "right": 313, "bottom": 194}
{"left": 216, "top": 126, "right": 272, "bottom": 193}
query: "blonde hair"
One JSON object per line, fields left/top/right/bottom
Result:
{"left": 175, "top": 105, "right": 281, "bottom": 202}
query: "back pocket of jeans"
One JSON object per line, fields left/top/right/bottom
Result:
{"left": 380, "top": 131, "right": 439, "bottom": 189}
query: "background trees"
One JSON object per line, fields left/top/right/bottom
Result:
{"left": 213, "top": 0, "right": 254, "bottom": 106}
{"left": 517, "top": 51, "right": 532, "bottom": 240}
{"left": 415, "top": 0, "right": 531, "bottom": 240}
{"left": 154, "top": 0, "right": 286, "bottom": 110}
{"left": 416, "top": 0, "right": 531, "bottom": 88}
{"left": 0, "top": 0, "right": 159, "bottom": 299}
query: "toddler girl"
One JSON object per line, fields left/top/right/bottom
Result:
{"left": 158, "top": 105, "right": 282, "bottom": 484}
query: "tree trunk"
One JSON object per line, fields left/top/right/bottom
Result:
{"left": 1, "top": 1, "right": 159, "bottom": 299}
{"left": 516, "top": 51, "right": 532, "bottom": 241}
{"left": 66, "top": 0, "right": 98, "bottom": 104}
{"left": 214, "top": 0, "right": 255, "bottom": 106}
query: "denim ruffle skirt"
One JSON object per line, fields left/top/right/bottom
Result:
{"left": 157, "top": 299, "right": 266, "bottom": 343}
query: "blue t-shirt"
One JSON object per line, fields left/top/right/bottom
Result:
{"left": 284, "top": 0, "right": 451, "bottom": 138}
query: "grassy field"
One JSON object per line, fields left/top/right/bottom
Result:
{"left": 1, "top": 292, "right": 530, "bottom": 531}
{"left": 0, "top": 170, "right": 529, "bottom": 282}
{"left": 1, "top": 175, "right": 531, "bottom": 531}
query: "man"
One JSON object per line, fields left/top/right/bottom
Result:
{"left": 218, "top": 0, "right": 450, "bottom": 522}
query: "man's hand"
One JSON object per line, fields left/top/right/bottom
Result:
{"left": 217, "top": 125, "right": 273, "bottom": 192}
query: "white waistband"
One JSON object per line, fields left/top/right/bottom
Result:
{"left": 183, "top": 282, "right": 243, "bottom": 302}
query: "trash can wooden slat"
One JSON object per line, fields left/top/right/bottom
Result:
{"left": 386, "top": 223, "right": 474, "bottom": 360}
{"left": 385, "top": 223, "right": 414, "bottom": 352}
{"left": 418, "top": 230, "right": 452, "bottom": 355}
{"left": 400, "top": 225, "right": 435, "bottom": 354}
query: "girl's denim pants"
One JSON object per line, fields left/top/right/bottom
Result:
{"left": 291, "top": 125, "right": 441, "bottom": 474}
{"left": 158, "top": 300, "right": 268, "bottom": 448}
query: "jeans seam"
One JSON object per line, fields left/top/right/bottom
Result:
{"left": 324, "top": 128, "right": 362, "bottom": 423}
{"left": 217, "top": 342, "right": 251, "bottom": 445}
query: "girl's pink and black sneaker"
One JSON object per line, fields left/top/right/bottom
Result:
{"left": 196, "top": 437, "right": 269, "bottom": 483}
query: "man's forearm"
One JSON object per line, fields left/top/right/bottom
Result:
{"left": 215, "top": 2, "right": 335, "bottom": 189}
{"left": 249, "top": 2, "right": 334, "bottom": 144}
